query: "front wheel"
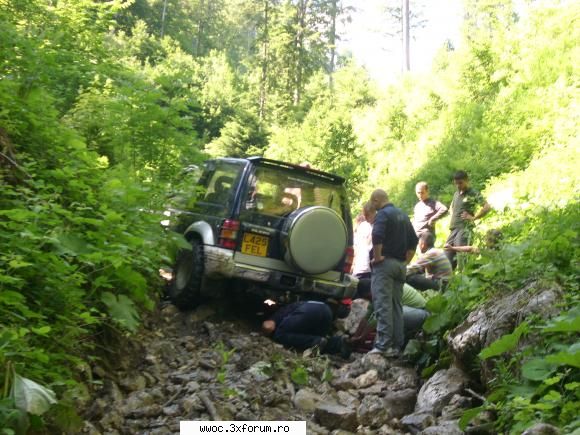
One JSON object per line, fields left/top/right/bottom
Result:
{"left": 169, "top": 238, "right": 204, "bottom": 310}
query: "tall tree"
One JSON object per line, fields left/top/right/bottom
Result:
{"left": 402, "top": 0, "right": 410, "bottom": 71}
{"left": 383, "top": 0, "right": 426, "bottom": 72}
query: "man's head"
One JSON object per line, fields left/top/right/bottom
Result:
{"left": 485, "top": 229, "right": 503, "bottom": 250}
{"left": 362, "top": 201, "right": 377, "bottom": 224}
{"left": 415, "top": 181, "right": 429, "bottom": 202}
{"left": 453, "top": 170, "right": 469, "bottom": 193}
{"left": 369, "top": 189, "right": 389, "bottom": 210}
{"left": 261, "top": 320, "right": 276, "bottom": 336}
{"left": 419, "top": 232, "right": 435, "bottom": 253}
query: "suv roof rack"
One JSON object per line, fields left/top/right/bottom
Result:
{"left": 246, "top": 156, "right": 345, "bottom": 184}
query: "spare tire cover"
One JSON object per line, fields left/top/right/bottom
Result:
{"left": 284, "top": 206, "right": 348, "bottom": 275}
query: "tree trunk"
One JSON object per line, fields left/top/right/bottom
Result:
{"left": 402, "top": 0, "right": 410, "bottom": 71}
{"left": 294, "top": 0, "right": 310, "bottom": 106}
{"left": 259, "top": 0, "right": 269, "bottom": 121}
{"left": 160, "top": 0, "right": 168, "bottom": 38}
{"left": 194, "top": 0, "right": 206, "bottom": 56}
{"left": 328, "top": 0, "right": 338, "bottom": 90}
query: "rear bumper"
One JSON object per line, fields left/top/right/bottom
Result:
{"left": 204, "top": 246, "right": 358, "bottom": 299}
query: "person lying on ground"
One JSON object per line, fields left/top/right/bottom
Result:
{"left": 262, "top": 300, "right": 351, "bottom": 358}
{"left": 406, "top": 232, "right": 453, "bottom": 291}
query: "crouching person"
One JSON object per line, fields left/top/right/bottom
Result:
{"left": 262, "top": 300, "right": 351, "bottom": 358}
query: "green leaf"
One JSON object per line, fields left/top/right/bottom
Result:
{"left": 290, "top": 366, "right": 309, "bottom": 386}
{"left": 0, "top": 209, "right": 35, "bottom": 222}
{"left": 8, "top": 259, "right": 33, "bottom": 269}
{"left": 11, "top": 374, "right": 57, "bottom": 416}
{"left": 521, "top": 358, "right": 557, "bottom": 381}
{"left": 459, "top": 406, "right": 484, "bottom": 431}
{"left": 55, "top": 234, "right": 91, "bottom": 256}
{"left": 0, "top": 291, "right": 26, "bottom": 306}
{"left": 422, "top": 311, "right": 451, "bottom": 334}
{"left": 31, "top": 326, "right": 51, "bottom": 336}
{"left": 101, "top": 292, "right": 140, "bottom": 332}
{"left": 480, "top": 322, "right": 529, "bottom": 360}
{"left": 545, "top": 348, "right": 580, "bottom": 369}
{"left": 170, "top": 233, "right": 193, "bottom": 250}
{"left": 543, "top": 307, "right": 580, "bottom": 333}
{"left": 425, "top": 294, "right": 447, "bottom": 313}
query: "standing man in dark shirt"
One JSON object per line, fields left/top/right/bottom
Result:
{"left": 445, "top": 171, "right": 491, "bottom": 269}
{"left": 412, "top": 181, "right": 448, "bottom": 239}
{"left": 368, "top": 189, "right": 418, "bottom": 356}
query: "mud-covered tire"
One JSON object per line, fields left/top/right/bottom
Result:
{"left": 283, "top": 206, "right": 348, "bottom": 275}
{"left": 169, "top": 238, "right": 204, "bottom": 310}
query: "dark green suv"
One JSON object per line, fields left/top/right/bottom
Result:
{"left": 168, "top": 157, "right": 358, "bottom": 310}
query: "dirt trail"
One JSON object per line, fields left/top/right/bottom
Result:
{"left": 82, "top": 298, "right": 465, "bottom": 434}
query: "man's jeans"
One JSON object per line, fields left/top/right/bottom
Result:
{"left": 371, "top": 258, "right": 406, "bottom": 351}
{"left": 403, "top": 306, "right": 429, "bottom": 341}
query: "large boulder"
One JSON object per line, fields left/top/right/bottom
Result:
{"left": 415, "top": 367, "right": 469, "bottom": 415}
{"left": 447, "top": 281, "right": 562, "bottom": 383}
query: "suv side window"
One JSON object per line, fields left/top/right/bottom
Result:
{"left": 198, "top": 162, "right": 243, "bottom": 212}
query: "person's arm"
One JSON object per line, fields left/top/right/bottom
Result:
{"left": 444, "top": 244, "right": 479, "bottom": 254}
{"left": 407, "top": 252, "right": 432, "bottom": 275}
{"left": 461, "top": 192, "right": 491, "bottom": 222}
{"left": 373, "top": 243, "right": 385, "bottom": 264}
{"left": 405, "top": 219, "right": 419, "bottom": 264}
{"left": 428, "top": 200, "right": 448, "bottom": 225}
{"left": 371, "top": 211, "right": 386, "bottom": 264}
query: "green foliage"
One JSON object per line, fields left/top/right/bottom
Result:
{"left": 480, "top": 322, "right": 529, "bottom": 360}
{"left": 290, "top": 364, "right": 309, "bottom": 386}
{"left": 215, "top": 342, "right": 236, "bottom": 385}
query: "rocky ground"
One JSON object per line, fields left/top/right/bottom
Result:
{"left": 80, "top": 294, "right": 488, "bottom": 435}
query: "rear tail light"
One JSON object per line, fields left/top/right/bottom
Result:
{"left": 218, "top": 219, "right": 240, "bottom": 250}
{"left": 343, "top": 246, "right": 354, "bottom": 273}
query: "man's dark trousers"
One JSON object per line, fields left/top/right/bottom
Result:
{"left": 445, "top": 227, "right": 471, "bottom": 269}
{"left": 406, "top": 273, "right": 443, "bottom": 291}
{"left": 273, "top": 301, "right": 332, "bottom": 350}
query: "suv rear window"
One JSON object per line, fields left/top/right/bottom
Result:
{"left": 244, "top": 165, "right": 346, "bottom": 217}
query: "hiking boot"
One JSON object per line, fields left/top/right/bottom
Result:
{"left": 368, "top": 347, "right": 401, "bottom": 358}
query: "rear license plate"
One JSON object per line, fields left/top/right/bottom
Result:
{"left": 241, "top": 233, "right": 269, "bottom": 257}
